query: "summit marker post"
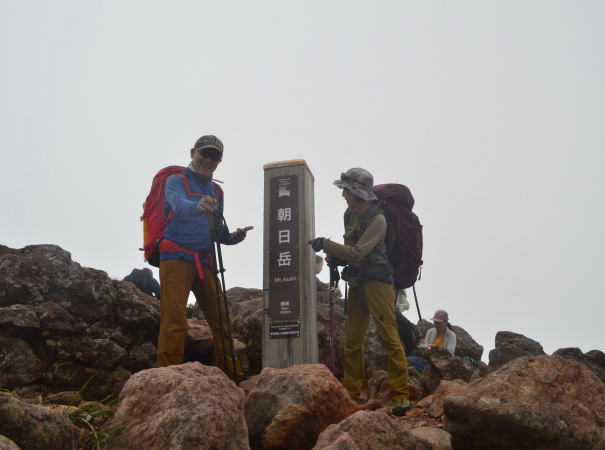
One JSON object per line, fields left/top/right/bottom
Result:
{"left": 262, "top": 160, "right": 317, "bottom": 368}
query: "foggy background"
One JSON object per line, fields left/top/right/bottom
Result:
{"left": 2, "top": 1, "right": 604, "bottom": 360}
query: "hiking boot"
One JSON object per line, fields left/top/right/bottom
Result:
{"left": 391, "top": 398, "right": 411, "bottom": 417}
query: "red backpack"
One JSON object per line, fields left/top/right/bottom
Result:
{"left": 372, "top": 184, "right": 423, "bottom": 290}
{"left": 140, "top": 166, "right": 223, "bottom": 267}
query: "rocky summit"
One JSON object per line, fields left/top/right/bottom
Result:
{"left": 1, "top": 243, "right": 604, "bottom": 449}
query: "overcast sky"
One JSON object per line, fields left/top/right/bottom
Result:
{"left": 2, "top": 1, "right": 604, "bottom": 360}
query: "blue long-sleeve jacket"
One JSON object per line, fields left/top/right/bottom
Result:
{"left": 160, "top": 168, "right": 231, "bottom": 265}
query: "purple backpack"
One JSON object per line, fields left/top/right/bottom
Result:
{"left": 372, "top": 184, "right": 423, "bottom": 290}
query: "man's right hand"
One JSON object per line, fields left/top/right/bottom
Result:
{"left": 197, "top": 196, "right": 217, "bottom": 212}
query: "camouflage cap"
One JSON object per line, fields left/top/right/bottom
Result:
{"left": 333, "top": 168, "right": 378, "bottom": 202}
{"left": 194, "top": 135, "right": 224, "bottom": 153}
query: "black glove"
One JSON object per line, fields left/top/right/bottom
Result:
{"left": 327, "top": 256, "right": 347, "bottom": 267}
{"left": 308, "top": 238, "right": 324, "bottom": 252}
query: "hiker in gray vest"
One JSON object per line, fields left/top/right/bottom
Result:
{"left": 123, "top": 268, "right": 161, "bottom": 300}
{"left": 309, "top": 167, "right": 411, "bottom": 416}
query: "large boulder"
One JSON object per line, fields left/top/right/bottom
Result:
{"left": 418, "top": 347, "right": 473, "bottom": 393}
{"left": 0, "top": 391, "right": 84, "bottom": 450}
{"left": 443, "top": 355, "right": 605, "bottom": 449}
{"left": 488, "top": 331, "right": 545, "bottom": 369}
{"left": 312, "top": 410, "right": 435, "bottom": 449}
{"left": 245, "top": 364, "right": 357, "bottom": 450}
{"left": 185, "top": 318, "right": 215, "bottom": 364}
{"left": 229, "top": 294, "right": 264, "bottom": 375}
{"left": 450, "top": 325, "right": 483, "bottom": 361}
{"left": 426, "top": 379, "right": 469, "bottom": 418}
{"left": 0, "top": 244, "right": 160, "bottom": 399}
{"left": 184, "top": 318, "right": 249, "bottom": 374}
{"left": 106, "top": 362, "right": 249, "bottom": 450}
{"left": 552, "top": 347, "right": 605, "bottom": 384}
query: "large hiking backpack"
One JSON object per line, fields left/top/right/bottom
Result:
{"left": 140, "top": 166, "right": 223, "bottom": 267}
{"left": 372, "top": 184, "right": 423, "bottom": 290}
{"left": 396, "top": 309, "right": 420, "bottom": 354}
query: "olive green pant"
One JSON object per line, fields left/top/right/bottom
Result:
{"left": 343, "top": 280, "right": 409, "bottom": 402}
{"left": 157, "top": 258, "right": 242, "bottom": 377}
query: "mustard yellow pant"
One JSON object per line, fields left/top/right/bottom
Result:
{"left": 157, "top": 258, "right": 242, "bottom": 377}
{"left": 343, "top": 280, "right": 409, "bottom": 402}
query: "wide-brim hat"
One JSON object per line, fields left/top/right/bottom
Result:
{"left": 333, "top": 168, "right": 377, "bottom": 202}
{"left": 431, "top": 309, "right": 449, "bottom": 323}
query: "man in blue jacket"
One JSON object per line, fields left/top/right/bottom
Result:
{"left": 157, "top": 135, "right": 252, "bottom": 378}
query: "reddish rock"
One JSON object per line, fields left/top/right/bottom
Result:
{"left": 245, "top": 364, "right": 357, "bottom": 450}
{"left": 312, "top": 410, "right": 432, "bottom": 449}
{"left": 415, "top": 394, "right": 433, "bottom": 410}
{"left": 0, "top": 392, "right": 84, "bottom": 450}
{"left": 419, "top": 347, "right": 473, "bottom": 393}
{"left": 427, "top": 380, "right": 468, "bottom": 418}
{"left": 239, "top": 374, "right": 260, "bottom": 399}
{"left": 443, "top": 355, "right": 605, "bottom": 449}
{"left": 106, "top": 362, "right": 248, "bottom": 450}
{"left": 409, "top": 427, "right": 453, "bottom": 450}
{"left": 553, "top": 347, "right": 605, "bottom": 384}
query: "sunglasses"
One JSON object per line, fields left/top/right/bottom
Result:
{"left": 198, "top": 147, "right": 223, "bottom": 162}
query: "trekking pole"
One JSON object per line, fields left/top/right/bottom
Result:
{"left": 211, "top": 246, "right": 230, "bottom": 377}
{"left": 327, "top": 262, "right": 340, "bottom": 374}
{"left": 412, "top": 284, "right": 422, "bottom": 321}
{"left": 215, "top": 239, "right": 239, "bottom": 383}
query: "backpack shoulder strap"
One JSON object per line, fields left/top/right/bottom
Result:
{"left": 213, "top": 182, "right": 223, "bottom": 203}
{"left": 344, "top": 207, "right": 354, "bottom": 228}
{"left": 359, "top": 205, "right": 383, "bottom": 232}
{"left": 176, "top": 172, "right": 193, "bottom": 196}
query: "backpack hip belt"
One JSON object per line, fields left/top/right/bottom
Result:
{"left": 159, "top": 239, "right": 214, "bottom": 280}
{"left": 342, "top": 262, "right": 393, "bottom": 312}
